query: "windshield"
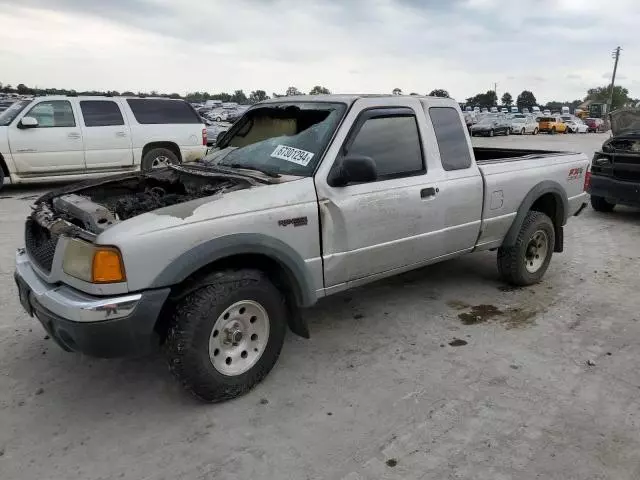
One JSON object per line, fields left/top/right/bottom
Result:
{"left": 540, "top": 117, "right": 555, "bottom": 122}
{"left": 0, "top": 100, "right": 30, "bottom": 126}
{"left": 202, "top": 102, "right": 346, "bottom": 176}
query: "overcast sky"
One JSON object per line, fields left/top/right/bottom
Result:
{"left": 1, "top": 0, "right": 638, "bottom": 103}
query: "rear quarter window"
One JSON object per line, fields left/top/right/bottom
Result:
{"left": 126, "top": 99, "right": 201, "bottom": 124}
{"left": 428, "top": 107, "right": 472, "bottom": 171}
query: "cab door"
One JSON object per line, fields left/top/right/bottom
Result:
{"left": 8, "top": 99, "right": 85, "bottom": 174}
{"left": 314, "top": 98, "right": 449, "bottom": 287}
{"left": 78, "top": 99, "right": 133, "bottom": 169}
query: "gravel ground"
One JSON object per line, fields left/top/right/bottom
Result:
{"left": 1, "top": 133, "right": 640, "bottom": 480}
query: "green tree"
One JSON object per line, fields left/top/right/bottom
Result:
{"left": 309, "top": 85, "right": 331, "bottom": 95}
{"left": 286, "top": 86, "right": 302, "bottom": 96}
{"left": 249, "top": 90, "right": 269, "bottom": 103}
{"left": 17, "top": 83, "right": 30, "bottom": 94}
{"left": 466, "top": 90, "right": 497, "bottom": 108}
{"left": 392, "top": 87, "right": 403, "bottom": 95}
{"left": 516, "top": 90, "right": 537, "bottom": 111}
{"left": 230, "top": 90, "right": 248, "bottom": 104}
{"left": 501, "top": 92, "right": 513, "bottom": 107}
{"left": 585, "top": 85, "right": 631, "bottom": 110}
{"left": 428, "top": 89, "right": 450, "bottom": 98}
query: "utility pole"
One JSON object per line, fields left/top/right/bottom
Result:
{"left": 608, "top": 46, "right": 621, "bottom": 113}
{"left": 494, "top": 82, "right": 497, "bottom": 106}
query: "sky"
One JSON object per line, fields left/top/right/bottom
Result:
{"left": 1, "top": 0, "right": 639, "bottom": 104}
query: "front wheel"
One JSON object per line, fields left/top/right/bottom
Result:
{"left": 505, "top": 128, "right": 510, "bottom": 136}
{"left": 497, "top": 211, "right": 555, "bottom": 286}
{"left": 590, "top": 195, "right": 615, "bottom": 213}
{"left": 550, "top": 127, "right": 556, "bottom": 135}
{"left": 533, "top": 127, "right": 539, "bottom": 135}
{"left": 521, "top": 128, "right": 526, "bottom": 135}
{"left": 489, "top": 129, "right": 494, "bottom": 137}
{"left": 165, "top": 269, "right": 288, "bottom": 402}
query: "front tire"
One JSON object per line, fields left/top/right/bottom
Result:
{"left": 590, "top": 195, "right": 615, "bottom": 212}
{"left": 489, "top": 129, "right": 494, "bottom": 137}
{"left": 521, "top": 128, "right": 526, "bottom": 135}
{"left": 505, "top": 128, "right": 510, "bottom": 136}
{"left": 497, "top": 211, "right": 555, "bottom": 286}
{"left": 141, "top": 148, "right": 180, "bottom": 171}
{"left": 533, "top": 127, "right": 539, "bottom": 135}
{"left": 165, "top": 270, "right": 288, "bottom": 402}
{"left": 550, "top": 127, "right": 556, "bottom": 135}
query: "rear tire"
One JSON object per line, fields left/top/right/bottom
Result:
{"left": 165, "top": 269, "right": 287, "bottom": 403}
{"left": 497, "top": 211, "right": 555, "bottom": 286}
{"left": 505, "top": 128, "right": 510, "bottom": 136}
{"left": 533, "top": 127, "right": 539, "bottom": 135}
{"left": 141, "top": 148, "right": 180, "bottom": 171}
{"left": 489, "top": 129, "right": 494, "bottom": 137}
{"left": 550, "top": 127, "right": 556, "bottom": 135}
{"left": 590, "top": 195, "right": 615, "bottom": 213}
{"left": 0, "top": 168, "right": 4, "bottom": 192}
{"left": 521, "top": 128, "right": 526, "bottom": 135}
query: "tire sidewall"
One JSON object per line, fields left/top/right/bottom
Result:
{"left": 0, "top": 168, "right": 4, "bottom": 192}
{"left": 170, "top": 278, "right": 287, "bottom": 397}
{"left": 515, "top": 215, "right": 555, "bottom": 284}
{"left": 141, "top": 148, "right": 179, "bottom": 171}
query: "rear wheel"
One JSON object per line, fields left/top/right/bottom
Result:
{"left": 141, "top": 148, "right": 180, "bottom": 171}
{"left": 505, "top": 128, "right": 510, "bottom": 136}
{"left": 489, "top": 129, "right": 494, "bottom": 137}
{"left": 590, "top": 195, "right": 615, "bottom": 213}
{"left": 550, "top": 127, "right": 556, "bottom": 135}
{"left": 0, "top": 168, "right": 4, "bottom": 192}
{"left": 521, "top": 128, "right": 526, "bottom": 135}
{"left": 165, "top": 269, "right": 287, "bottom": 402}
{"left": 498, "top": 211, "right": 555, "bottom": 286}
{"left": 533, "top": 127, "right": 539, "bottom": 135}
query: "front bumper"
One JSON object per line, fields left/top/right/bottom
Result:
{"left": 15, "top": 249, "right": 170, "bottom": 358}
{"left": 588, "top": 175, "right": 640, "bottom": 207}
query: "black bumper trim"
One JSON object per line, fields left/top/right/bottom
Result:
{"left": 28, "top": 286, "right": 170, "bottom": 358}
{"left": 588, "top": 175, "right": 640, "bottom": 207}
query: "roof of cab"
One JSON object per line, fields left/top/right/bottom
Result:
{"left": 259, "top": 94, "right": 455, "bottom": 105}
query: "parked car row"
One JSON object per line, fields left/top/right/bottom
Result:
{"left": 467, "top": 111, "right": 602, "bottom": 137}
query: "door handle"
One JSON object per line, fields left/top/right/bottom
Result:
{"left": 420, "top": 187, "right": 438, "bottom": 198}
{"left": 68, "top": 133, "right": 81, "bottom": 139}
{"left": 115, "top": 131, "right": 127, "bottom": 137}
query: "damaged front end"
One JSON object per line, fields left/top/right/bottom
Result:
{"left": 29, "top": 166, "right": 259, "bottom": 240}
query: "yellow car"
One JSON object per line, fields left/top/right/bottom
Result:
{"left": 538, "top": 116, "right": 568, "bottom": 134}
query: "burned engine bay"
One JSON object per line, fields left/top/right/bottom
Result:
{"left": 32, "top": 167, "right": 257, "bottom": 238}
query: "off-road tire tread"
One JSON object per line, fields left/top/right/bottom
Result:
{"left": 165, "top": 269, "right": 286, "bottom": 402}
{"left": 497, "top": 211, "right": 555, "bottom": 286}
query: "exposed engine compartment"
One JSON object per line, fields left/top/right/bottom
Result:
{"left": 33, "top": 168, "right": 255, "bottom": 236}
{"left": 602, "top": 138, "right": 640, "bottom": 153}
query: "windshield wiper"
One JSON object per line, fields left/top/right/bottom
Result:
{"left": 227, "top": 163, "right": 280, "bottom": 178}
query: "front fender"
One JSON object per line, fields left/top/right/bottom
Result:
{"left": 149, "top": 233, "right": 317, "bottom": 308}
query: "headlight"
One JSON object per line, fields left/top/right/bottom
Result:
{"left": 62, "top": 239, "right": 126, "bottom": 283}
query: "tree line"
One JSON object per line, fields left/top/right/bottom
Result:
{"left": 2, "top": 81, "right": 637, "bottom": 110}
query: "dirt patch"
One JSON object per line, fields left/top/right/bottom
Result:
{"left": 447, "top": 300, "right": 470, "bottom": 311}
{"left": 448, "top": 338, "right": 468, "bottom": 347}
{"left": 455, "top": 304, "right": 537, "bottom": 329}
{"left": 498, "top": 285, "right": 523, "bottom": 292}
{"left": 458, "top": 304, "right": 503, "bottom": 325}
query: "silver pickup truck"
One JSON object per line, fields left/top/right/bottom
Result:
{"left": 14, "top": 95, "right": 589, "bottom": 401}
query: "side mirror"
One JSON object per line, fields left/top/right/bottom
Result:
{"left": 18, "top": 116, "right": 38, "bottom": 129}
{"left": 328, "top": 155, "right": 377, "bottom": 187}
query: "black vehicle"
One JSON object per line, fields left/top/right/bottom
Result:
{"left": 469, "top": 116, "right": 511, "bottom": 137}
{"left": 587, "top": 108, "right": 640, "bottom": 211}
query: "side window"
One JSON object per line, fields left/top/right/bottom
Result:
{"left": 126, "top": 99, "right": 200, "bottom": 124}
{"left": 346, "top": 114, "right": 424, "bottom": 178}
{"left": 25, "top": 101, "right": 75, "bottom": 128}
{"left": 429, "top": 107, "right": 472, "bottom": 171}
{"left": 80, "top": 101, "right": 124, "bottom": 127}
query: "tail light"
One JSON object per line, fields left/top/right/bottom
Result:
{"left": 202, "top": 128, "right": 207, "bottom": 146}
{"left": 584, "top": 170, "right": 591, "bottom": 192}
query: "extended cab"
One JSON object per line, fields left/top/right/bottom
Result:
{"left": 14, "top": 95, "right": 589, "bottom": 401}
{"left": 0, "top": 96, "right": 207, "bottom": 189}
{"left": 587, "top": 108, "right": 640, "bottom": 211}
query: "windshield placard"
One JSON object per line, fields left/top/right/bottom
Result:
{"left": 270, "top": 145, "right": 314, "bottom": 166}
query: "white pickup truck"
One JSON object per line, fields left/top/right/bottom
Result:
{"left": 14, "top": 95, "right": 589, "bottom": 402}
{"left": 0, "top": 96, "right": 208, "bottom": 189}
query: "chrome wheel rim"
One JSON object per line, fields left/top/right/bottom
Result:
{"left": 525, "top": 230, "right": 548, "bottom": 273}
{"left": 208, "top": 300, "right": 270, "bottom": 376}
{"left": 152, "top": 155, "right": 173, "bottom": 168}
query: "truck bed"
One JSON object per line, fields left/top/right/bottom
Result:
{"left": 474, "top": 147, "right": 568, "bottom": 164}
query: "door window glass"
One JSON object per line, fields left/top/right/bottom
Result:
{"left": 25, "top": 101, "right": 75, "bottom": 127}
